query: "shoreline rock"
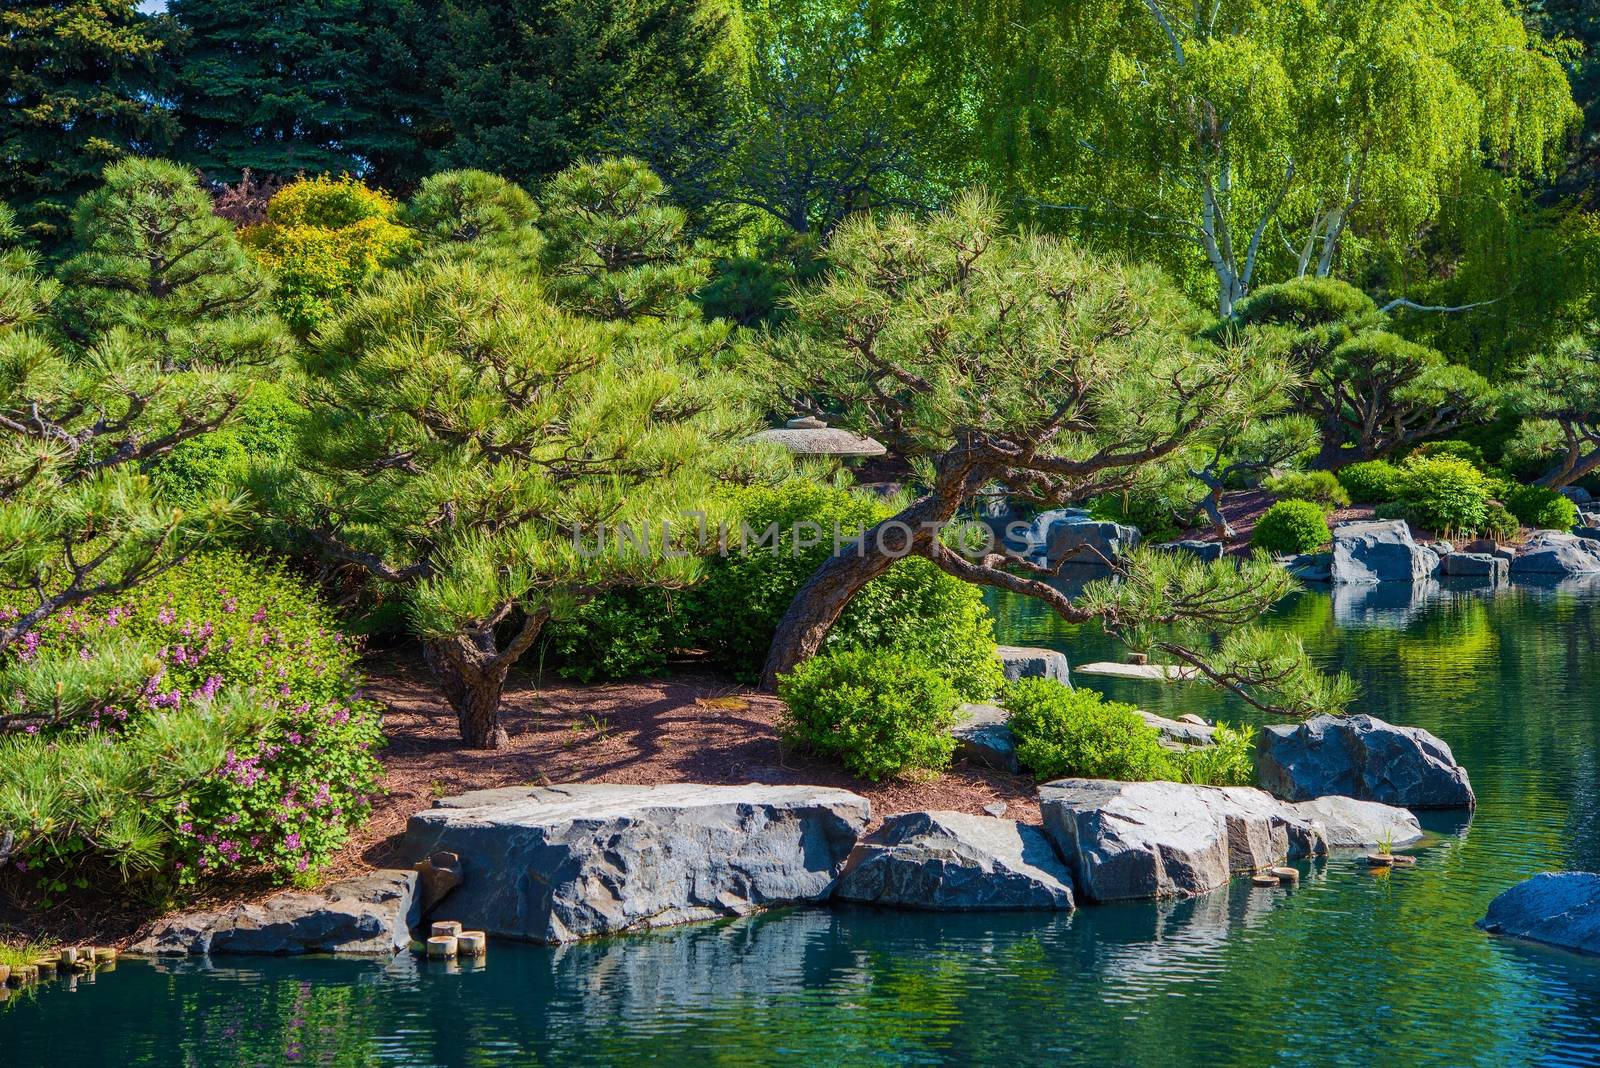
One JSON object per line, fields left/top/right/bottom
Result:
{"left": 1331, "top": 520, "right": 1439, "bottom": 585}
{"left": 129, "top": 871, "right": 420, "bottom": 957}
{"left": 835, "top": 811, "right": 1075, "bottom": 910}
{"left": 1255, "top": 714, "right": 1475, "bottom": 809}
{"left": 399, "top": 783, "right": 870, "bottom": 944}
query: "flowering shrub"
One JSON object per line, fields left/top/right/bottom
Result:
{"left": 242, "top": 175, "right": 414, "bottom": 334}
{"left": 0, "top": 552, "right": 383, "bottom": 889}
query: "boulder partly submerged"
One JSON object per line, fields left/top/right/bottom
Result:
{"left": 1037, "top": 779, "right": 1322, "bottom": 902}
{"left": 834, "top": 811, "right": 1075, "bottom": 910}
{"left": 1037, "top": 779, "right": 1420, "bottom": 902}
{"left": 400, "top": 783, "right": 870, "bottom": 943}
{"left": 1479, "top": 873, "right": 1600, "bottom": 956}
{"left": 1510, "top": 531, "right": 1600, "bottom": 578}
{"left": 995, "top": 644, "right": 1071, "bottom": 686}
{"left": 1255, "top": 714, "right": 1475, "bottom": 809}
{"left": 131, "top": 871, "right": 420, "bottom": 956}
{"left": 1331, "top": 520, "right": 1440, "bottom": 585}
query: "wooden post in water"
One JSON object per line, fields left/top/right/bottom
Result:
{"left": 457, "top": 931, "right": 487, "bottom": 958}
{"left": 427, "top": 935, "right": 458, "bottom": 959}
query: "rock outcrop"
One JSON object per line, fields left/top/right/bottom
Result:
{"left": 1007, "top": 508, "right": 1139, "bottom": 568}
{"left": 131, "top": 871, "right": 420, "bottom": 956}
{"left": 995, "top": 645, "right": 1071, "bottom": 686}
{"left": 399, "top": 783, "right": 870, "bottom": 943}
{"left": 1478, "top": 872, "right": 1600, "bottom": 956}
{"left": 1153, "top": 540, "right": 1224, "bottom": 563}
{"left": 834, "top": 811, "right": 1075, "bottom": 910}
{"left": 1255, "top": 714, "right": 1475, "bottom": 809}
{"left": 1137, "top": 709, "right": 1216, "bottom": 749}
{"left": 951, "top": 703, "right": 1020, "bottom": 773}
{"left": 1510, "top": 531, "right": 1600, "bottom": 578}
{"left": 1037, "top": 779, "right": 1328, "bottom": 902}
{"left": 1291, "top": 795, "right": 1424, "bottom": 848}
{"left": 1439, "top": 551, "right": 1510, "bottom": 582}
{"left": 1331, "top": 520, "right": 1439, "bottom": 584}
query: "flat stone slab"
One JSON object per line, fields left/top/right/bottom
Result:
{"left": 835, "top": 811, "right": 1074, "bottom": 910}
{"left": 1037, "top": 779, "right": 1328, "bottom": 903}
{"left": 130, "top": 872, "right": 419, "bottom": 956}
{"left": 400, "top": 783, "right": 870, "bottom": 943}
{"left": 1076, "top": 662, "right": 1199, "bottom": 681}
{"left": 995, "top": 645, "right": 1071, "bottom": 685}
{"left": 1479, "top": 873, "right": 1600, "bottom": 956}
{"left": 1290, "top": 795, "right": 1424, "bottom": 849}
{"left": 951, "top": 703, "right": 1019, "bottom": 773}
{"left": 1256, "top": 714, "right": 1475, "bottom": 809}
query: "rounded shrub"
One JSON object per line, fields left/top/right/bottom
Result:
{"left": 1004, "top": 678, "right": 1174, "bottom": 782}
{"left": 1, "top": 552, "right": 383, "bottom": 888}
{"left": 542, "top": 587, "right": 682, "bottom": 683}
{"left": 1263, "top": 470, "right": 1350, "bottom": 509}
{"left": 1395, "top": 455, "right": 1490, "bottom": 535}
{"left": 1251, "top": 500, "right": 1333, "bottom": 554}
{"left": 777, "top": 648, "right": 958, "bottom": 781}
{"left": 1337, "top": 460, "right": 1402, "bottom": 504}
{"left": 683, "top": 481, "right": 1004, "bottom": 700}
{"left": 1503, "top": 484, "right": 1577, "bottom": 532}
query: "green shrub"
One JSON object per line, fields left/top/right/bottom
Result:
{"left": 1503, "top": 484, "right": 1577, "bottom": 532}
{"left": 685, "top": 481, "right": 1004, "bottom": 700}
{"left": 1089, "top": 488, "right": 1185, "bottom": 542}
{"left": 1173, "top": 722, "right": 1256, "bottom": 787}
{"left": 1, "top": 552, "right": 383, "bottom": 889}
{"left": 1264, "top": 470, "right": 1350, "bottom": 509}
{"left": 152, "top": 382, "right": 306, "bottom": 507}
{"left": 1479, "top": 501, "right": 1521, "bottom": 542}
{"left": 1410, "top": 439, "right": 1489, "bottom": 469}
{"left": 1337, "top": 460, "right": 1402, "bottom": 504}
{"left": 541, "top": 588, "right": 683, "bottom": 682}
{"left": 1394, "top": 455, "right": 1491, "bottom": 535}
{"left": 1251, "top": 500, "right": 1333, "bottom": 554}
{"left": 777, "top": 648, "right": 958, "bottom": 780}
{"left": 1004, "top": 678, "right": 1175, "bottom": 782}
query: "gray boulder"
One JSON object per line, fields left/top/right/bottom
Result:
{"left": 1037, "top": 779, "right": 1327, "bottom": 902}
{"left": 1012, "top": 509, "right": 1139, "bottom": 567}
{"left": 996, "top": 645, "right": 1071, "bottom": 686}
{"left": 1256, "top": 714, "right": 1475, "bottom": 809}
{"left": 1331, "top": 520, "right": 1440, "bottom": 584}
{"left": 1439, "top": 551, "right": 1509, "bottom": 582}
{"left": 1479, "top": 872, "right": 1600, "bottom": 956}
{"left": 951, "top": 702, "right": 1019, "bottom": 773}
{"left": 1562, "top": 487, "right": 1594, "bottom": 506}
{"left": 1511, "top": 531, "right": 1600, "bottom": 577}
{"left": 400, "top": 783, "right": 870, "bottom": 943}
{"left": 1281, "top": 551, "right": 1332, "bottom": 583}
{"left": 1136, "top": 709, "right": 1216, "bottom": 749}
{"left": 834, "top": 811, "right": 1075, "bottom": 910}
{"left": 1154, "top": 540, "right": 1224, "bottom": 563}
{"left": 131, "top": 871, "right": 419, "bottom": 956}
{"left": 1576, "top": 527, "right": 1600, "bottom": 543}
{"left": 1289, "top": 795, "right": 1424, "bottom": 849}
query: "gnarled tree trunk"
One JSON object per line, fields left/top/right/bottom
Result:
{"left": 421, "top": 610, "right": 549, "bottom": 749}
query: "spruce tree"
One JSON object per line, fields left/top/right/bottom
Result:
{"left": 0, "top": 0, "right": 173, "bottom": 246}
{"left": 168, "top": 0, "right": 441, "bottom": 188}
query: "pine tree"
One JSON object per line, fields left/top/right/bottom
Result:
{"left": 0, "top": 160, "right": 276, "bottom": 653}
{"left": 168, "top": 0, "right": 440, "bottom": 188}
{"left": 0, "top": 0, "right": 173, "bottom": 246}
{"left": 270, "top": 258, "right": 751, "bottom": 747}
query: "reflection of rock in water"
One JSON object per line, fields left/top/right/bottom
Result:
{"left": 1332, "top": 579, "right": 1441, "bottom": 628}
{"left": 1075, "top": 877, "right": 1288, "bottom": 987}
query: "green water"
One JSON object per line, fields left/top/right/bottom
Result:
{"left": 5, "top": 578, "right": 1600, "bottom": 1065}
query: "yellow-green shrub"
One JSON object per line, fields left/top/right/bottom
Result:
{"left": 243, "top": 175, "right": 414, "bottom": 334}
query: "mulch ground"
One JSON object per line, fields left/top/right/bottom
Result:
{"left": 1, "top": 649, "right": 1037, "bottom": 949}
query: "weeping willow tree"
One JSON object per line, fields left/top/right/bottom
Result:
{"left": 757, "top": 194, "right": 1350, "bottom": 718}
{"left": 921, "top": 0, "right": 1578, "bottom": 316}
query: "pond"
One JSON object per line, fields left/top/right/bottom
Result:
{"left": 4, "top": 577, "right": 1600, "bottom": 1065}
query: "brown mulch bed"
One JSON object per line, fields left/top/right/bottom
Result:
{"left": 2, "top": 651, "right": 1036, "bottom": 949}
{"left": 347, "top": 650, "right": 1036, "bottom": 872}
{"left": 1178, "top": 489, "right": 1377, "bottom": 551}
